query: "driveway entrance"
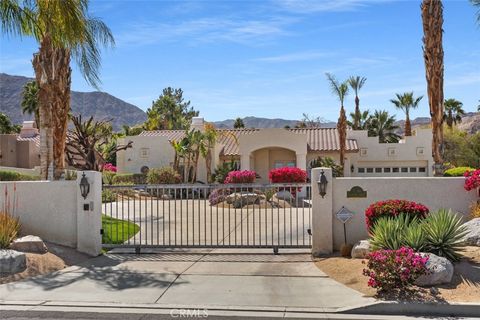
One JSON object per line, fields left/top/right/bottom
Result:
{"left": 102, "top": 183, "right": 312, "bottom": 253}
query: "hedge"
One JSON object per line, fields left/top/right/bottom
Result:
{"left": 0, "top": 170, "right": 39, "bottom": 181}
{"left": 444, "top": 167, "right": 476, "bottom": 177}
{"left": 112, "top": 173, "right": 147, "bottom": 185}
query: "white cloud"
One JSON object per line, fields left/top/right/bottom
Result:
{"left": 254, "top": 51, "right": 333, "bottom": 63}
{"left": 117, "top": 16, "right": 295, "bottom": 47}
{"left": 274, "top": 0, "right": 390, "bottom": 13}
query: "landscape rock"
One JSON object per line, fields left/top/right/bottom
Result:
{"left": 0, "top": 249, "right": 26, "bottom": 274}
{"left": 462, "top": 218, "right": 480, "bottom": 246}
{"left": 10, "top": 235, "right": 47, "bottom": 253}
{"left": 415, "top": 253, "right": 454, "bottom": 286}
{"left": 274, "top": 190, "right": 294, "bottom": 200}
{"left": 351, "top": 240, "right": 371, "bottom": 259}
{"left": 226, "top": 193, "right": 259, "bottom": 208}
{"left": 270, "top": 195, "right": 292, "bottom": 208}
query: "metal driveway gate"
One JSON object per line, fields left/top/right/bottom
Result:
{"left": 102, "top": 183, "right": 312, "bottom": 252}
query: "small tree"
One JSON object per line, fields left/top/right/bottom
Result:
{"left": 21, "top": 81, "right": 39, "bottom": 127}
{"left": 0, "top": 113, "right": 20, "bottom": 134}
{"left": 66, "top": 115, "right": 132, "bottom": 171}
{"left": 443, "top": 98, "right": 465, "bottom": 129}
{"left": 233, "top": 118, "right": 245, "bottom": 129}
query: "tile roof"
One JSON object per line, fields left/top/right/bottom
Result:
{"left": 139, "top": 128, "right": 358, "bottom": 155}
{"left": 16, "top": 134, "right": 40, "bottom": 148}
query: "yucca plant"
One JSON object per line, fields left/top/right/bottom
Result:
{"left": 403, "top": 219, "right": 427, "bottom": 251}
{"left": 0, "top": 212, "right": 21, "bottom": 248}
{"left": 422, "top": 209, "right": 468, "bottom": 262}
{"left": 370, "top": 215, "right": 407, "bottom": 250}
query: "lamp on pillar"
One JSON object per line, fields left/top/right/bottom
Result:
{"left": 79, "top": 172, "right": 90, "bottom": 199}
{"left": 317, "top": 170, "right": 328, "bottom": 198}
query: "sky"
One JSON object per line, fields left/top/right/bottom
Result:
{"left": 1, "top": 0, "right": 479, "bottom": 122}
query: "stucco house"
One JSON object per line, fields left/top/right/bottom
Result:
{"left": 0, "top": 121, "right": 40, "bottom": 170}
{"left": 117, "top": 117, "right": 434, "bottom": 183}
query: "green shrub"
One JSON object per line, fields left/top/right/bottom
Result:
{"left": 112, "top": 173, "right": 146, "bottom": 185}
{"left": 102, "top": 189, "right": 117, "bottom": 203}
{"left": 422, "top": 209, "right": 468, "bottom": 262}
{"left": 212, "top": 161, "right": 237, "bottom": 183}
{"left": 0, "top": 170, "right": 39, "bottom": 181}
{"left": 310, "top": 156, "right": 343, "bottom": 177}
{"left": 102, "top": 171, "right": 116, "bottom": 185}
{"left": 0, "top": 211, "right": 21, "bottom": 249}
{"left": 146, "top": 167, "right": 181, "bottom": 184}
{"left": 369, "top": 210, "right": 467, "bottom": 262}
{"left": 444, "top": 167, "right": 476, "bottom": 177}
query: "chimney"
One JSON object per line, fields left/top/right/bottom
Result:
{"left": 191, "top": 117, "right": 205, "bottom": 132}
{"left": 19, "top": 121, "right": 39, "bottom": 138}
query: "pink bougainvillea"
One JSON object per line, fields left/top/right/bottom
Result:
{"left": 363, "top": 247, "right": 429, "bottom": 293}
{"left": 103, "top": 163, "right": 117, "bottom": 172}
{"left": 268, "top": 167, "right": 307, "bottom": 197}
{"left": 464, "top": 169, "right": 480, "bottom": 191}
{"left": 365, "top": 199, "right": 429, "bottom": 231}
{"left": 224, "top": 170, "right": 256, "bottom": 184}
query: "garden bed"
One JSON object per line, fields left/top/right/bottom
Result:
{"left": 0, "top": 242, "right": 89, "bottom": 285}
{"left": 315, "top": 246, "right": 480, "bottom": 303}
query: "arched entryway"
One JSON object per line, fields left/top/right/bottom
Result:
{"left": 251, "top": 147, "right": 297, "bottom": 182}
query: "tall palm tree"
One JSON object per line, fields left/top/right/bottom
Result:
{"left": 326, "top": 73, "right": 349, "bottom": 167}
{"left": 472, "top": 0, "right": 480, "bottom": 23}
{"left": 443, "top": 98, "right": 465, "bottom": 128}
{"left": 390, "top": 92, "right": 423, "bottom": 136}
{"left": 347, "top": 76, "right": 367, "bottom": 130}
{"left": 367, "top": 110, "right": 401, "bottom": 143}
{"left": 422, "top": 0, "right": 445, "bottom": 176}
{"left": 21, "top": 81, "right": 39, "bottom": 127}
{"left": 1, "top": 0, "right": 114, "bottom": 179}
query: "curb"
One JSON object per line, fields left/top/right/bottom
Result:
{"left": 340, "top": 301, "right": 480, "bottom": 318}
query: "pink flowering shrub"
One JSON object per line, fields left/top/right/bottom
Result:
{"left": 224, "top": 170, "right": 256, "bottom": 184}
{"left": 464, "top": 169, "right": 480, "bottom": 191}
{"left": 208, "top": 188, "right": 232, "bottom": 205}
{"left": 363, "top": 247, "right": 429, "bottom": 293}
{"left": 268, "top": 167, "right": 307, "bottom": 197}
{"left": 365, "top": 200, "right": 429, "bottom": 231}
{"left": 103, "top": 163, "right": 117, "bottom": 172}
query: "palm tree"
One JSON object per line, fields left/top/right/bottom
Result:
{"left": 390, "top": 92, "right": 423, "bottom": 136}
{"left": 21, "top": 81, "right": 39, "bottom": 127}
{"left": 421, "top": 0, "right": 445, "bottom": 176}
{"left": 443, "top": 98, "right": 465, "bottom": 128}
{"left": 473, "top": 0, "right": 480, "bottom": 23}
{"left": 347, "top": 110, "right": 370, "bottom": 130}
{"left": 367, "top": 110, "right": 401, "bottom": 143}
{"left": 347, "top": 76, "right": 367, "bottom": 130}
{"left": 326, "top": 73, "right": 349, "bottom": 167}
{"left": 233, "top": 118, "right": 245, "bottom": 129}
{"left": 1, "top": 0, "right": 114, "bottom": 179}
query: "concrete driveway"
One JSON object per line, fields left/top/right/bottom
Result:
{"left": 0, "top": 249, "right": 374, "bottom": 312}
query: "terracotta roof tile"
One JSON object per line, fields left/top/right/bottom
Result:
{"left": 139, "top": 128, "right": 358, "bottom": 155}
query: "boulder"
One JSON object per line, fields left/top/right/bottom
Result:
{"left": 270, "top": 195, "right": 292, "bottom": 208}
{"left": 351, "top": 240, "right": 371, "bottom": 259}
{"left": 274, "top": 190, "right": 294, "bottom": 200}
{"left": 225, "top": 193, "right": 259, "bottom": 208}
{"left": 10, "top": 235, "right": 47, "bottom": 253}
{"left": 415, "top": 253, "right": 454, "bottom": 286}
{"left": 0, "top": 250, "right": 26, "bottom": 274}
{"left": 462, "top": 218, "right": 480, "bottom": 246}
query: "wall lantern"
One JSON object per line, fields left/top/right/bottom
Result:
{"left": 350, "top": 164, "right": 355, "bottom": 173}
{"left": 317, "top": 170, "right": 328, "bottom": 198}
{"left": 79, "top": 172, "right": 90, "bottom": 199}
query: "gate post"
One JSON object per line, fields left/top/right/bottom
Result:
{"left": 311, "top": 167, "right": 333, "bottom": 256}
{"left": 76, "top": 171, "right": 102, "bottom": 256}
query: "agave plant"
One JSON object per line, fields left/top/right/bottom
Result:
{"left": 369, "top": 215, "right": 408, "bottom": 250}
{"left": 422, "top": 209, "right": 468, "bottom": 262}
{"left": 403, "top": 219, "right": 427, "bottom": 252}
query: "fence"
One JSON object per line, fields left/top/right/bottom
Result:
{"left": 102, "top": 183, "right": 312, "bottom": 252}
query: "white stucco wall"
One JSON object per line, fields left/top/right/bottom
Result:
{"left": 0, "top": 171, "right": 102, "bottom": 255}
{"left": 331, "top": 177, "right": 477, "bottom": 250}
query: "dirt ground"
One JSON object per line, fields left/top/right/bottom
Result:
{"left": 315, "top": 246, "right": 480, "bottom": 303}
{"left": 0, "top": 242, "right": 90, "bottom": 285}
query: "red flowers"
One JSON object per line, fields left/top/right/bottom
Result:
{"left": 363, "top": 247, "right": 429, "bottom": 293}
{"left": 464, "top": 169, "right": 480, "bottom": 192}
{"left": 103, "top": 163, "right": 117, "bottom": 172}
{"left": 365, "top": 199, "right": 429, "bottom": 231}
{"left": 268, "top": 167, "right": 307, "bottom": 184}
{"left": 224, "top": 170, "right": 256, "bottom": 184}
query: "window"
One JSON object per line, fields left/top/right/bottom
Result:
{"left": 366, "top": 168, "right": 374, "bottom": 173}
{"left": 419, "top": 167, "right": 426, "bottom": 173}
{"left": 274, "top": 161, "right": 295, "bottom": 169}
{"left": 375, "top": 168, "right": 382, "bottom": 173}
{"left": 392, "top": 167, "right": 399, "bottom": 173}
{"left": 401, "top": 167, "right": 408, "bottom": 173}
{"left": 358, "top": 168, "right": 365, "bottom": 173}
{"left": 384, "top": 168, "right": 391, "bottom": 173}
{"left": 410, "top": 167, "right": 417, "bottom": 173}
{"left": 140, "top": 148, "right": 150, "bottom": 158}
{"left": 360, "top": 148, "right": 368, "bottom": 156}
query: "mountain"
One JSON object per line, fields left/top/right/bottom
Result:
{"left": 0, "top": 73, "right": 147, "bottom": 130}
{"left": 395, "top": 113, "right": 480, "bottom": 134}
{"left": 213, "top": 116, "right": 337, "bottom": 129}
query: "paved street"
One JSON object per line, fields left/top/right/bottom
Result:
{"left": 0, "top": 249, "right": 373, "bottom": 312}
